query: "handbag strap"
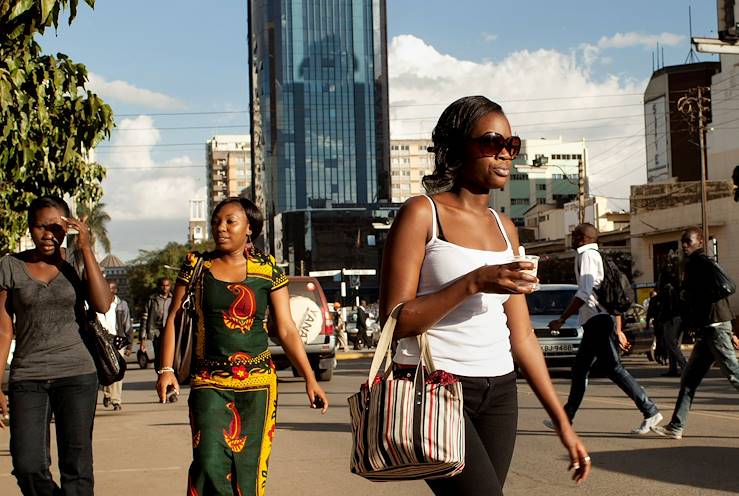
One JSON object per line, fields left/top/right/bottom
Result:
{"left": 367, "top": 303, "right": 437, "bottom": 384}
{"left": 182, "top": 256, "right": 205, "bottom": 310}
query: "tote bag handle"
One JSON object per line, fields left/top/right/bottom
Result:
{"left": 367, "top": 303, "right": 436, "bottom": 385}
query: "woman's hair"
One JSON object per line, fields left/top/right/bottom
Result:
{"left": 27, "top": 195, "right": 71, "bottom": 226}
{"left": 211, "top": 196, "right": 264, "bottom": 239}
{"left": 422, "top": 96, "right": 504, "bottom": 193}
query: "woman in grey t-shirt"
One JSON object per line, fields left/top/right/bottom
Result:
{"left": 0, "top": 195, "right": 112, "bottom": 495}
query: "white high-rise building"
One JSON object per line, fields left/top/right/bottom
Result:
{"left": 389, "top": 138, "right": 434, "bottom": 203}
{"left": 206, "top": 135, "right": 251, "bottom": 214}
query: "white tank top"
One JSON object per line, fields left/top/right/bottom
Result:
{"left": 394, "top": 195, "right": 516, "bottom": 377}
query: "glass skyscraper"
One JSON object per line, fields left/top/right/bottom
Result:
{"left": 248, "top": 0, "right": 390, "bottom": 226}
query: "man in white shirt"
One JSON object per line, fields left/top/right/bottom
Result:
{"left": 97, "top": 281, "right": 133, "bottom": 411}
{"left": 545, "top": 223, "right": 662, "bottom": 434}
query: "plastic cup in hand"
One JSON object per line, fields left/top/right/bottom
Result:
{"left": 511, "top": 254, "right": 540, "bottom": 291}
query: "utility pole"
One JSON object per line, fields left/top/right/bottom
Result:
{"left": 578, "top": 153, "right": 586, "bottom": 225}
{"left": 678, "top": 86, "right": 711, "bottom": 245}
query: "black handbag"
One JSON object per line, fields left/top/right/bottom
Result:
{"left": 88, "top": 312, "right": 128, "bottom": 386}
{"left": 173, "top": 256, "right": 205, "bottom": 384}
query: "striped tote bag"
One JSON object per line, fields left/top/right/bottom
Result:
{"left": 348, "top": 305, "right": 465, "bottom": 481}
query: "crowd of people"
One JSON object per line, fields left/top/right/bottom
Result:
{"left": 0, "top": 95, "right": 736, "bottom": 495}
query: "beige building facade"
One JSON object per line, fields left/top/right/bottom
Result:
{"left": 206, "top": 135, "right": 252, "bottom": 214}
{"left": 389, "top": 138, "right": 433, "bottom": 203}
{"left": 630, "top": 181, "right": 739, "bottom": 313}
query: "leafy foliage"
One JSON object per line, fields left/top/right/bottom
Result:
{"left": 0, "top": 0, "right": 113, "bottom": 254}
{"left": 127, "top": 241, "right": 213, "bottom": 319}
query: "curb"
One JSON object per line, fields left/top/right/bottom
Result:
{"left": 337, "top": 351, "right": 375, "bottom": 361}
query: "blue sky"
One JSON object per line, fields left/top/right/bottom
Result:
{"left": 38, "top": 1, "right": 720, "bottom": 261}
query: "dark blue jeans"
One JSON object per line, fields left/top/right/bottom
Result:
{"left": 670, "top": 322, "right": 739, "bottom": 430}
{"left": 564, "top": 314, "right": 658, "bottom": 421}
{"left": 9, "top": 372, "right": 98, "bottom": 496}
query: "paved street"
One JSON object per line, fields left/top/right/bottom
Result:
{"left": 1, "top": 353, "right": 738, "bottom": 495}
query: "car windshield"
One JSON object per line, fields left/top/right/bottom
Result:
{"left": 526, "top": 290, "right": 577, "bottom": 315}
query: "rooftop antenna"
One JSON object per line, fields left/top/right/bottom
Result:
{"left": 652, "top": 50, "right": 655, "bottom": 72}
{"left": 685, "top": 6, "right": 701, "bottom": 63}
{"left": 662, "top": 44, "right": 665, "bottom": 67}
{"left": 657, "top": 42, "right": 661, "bottom": 69}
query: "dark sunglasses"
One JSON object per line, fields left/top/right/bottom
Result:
{"left": 470, "top": 132, "right": 521, "bottom": 160}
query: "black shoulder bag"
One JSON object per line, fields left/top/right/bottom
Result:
{"left": 88, "top": 311, "right": 129, "bottom": 386}
{"left": 173, "top": 255, "right": 205, "bottom": 384}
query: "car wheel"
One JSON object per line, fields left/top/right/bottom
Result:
{"left": 316, "top": 367, "right": 333, "bottom": 381}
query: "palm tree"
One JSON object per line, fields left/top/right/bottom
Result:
{"left": 76, "top": 201, "right": 112, "bottom": 256}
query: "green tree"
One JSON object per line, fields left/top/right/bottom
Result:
{"left": 0, "top": 0, "right": 114, "bottom": 254}
{"left": 127, "top": 241, "right": 213, "bottom": 319}
{"left": 76, "top": 201, "right": 111, "bottom": 255}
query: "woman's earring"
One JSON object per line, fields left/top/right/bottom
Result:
{"left": 245, "top": 234, "right": 253, "bottom": 257}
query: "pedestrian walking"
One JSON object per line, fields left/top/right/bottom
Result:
{"left": 546, "top": 223, "right": 662, "bottom": 434}
{"left": 0, "top": 195, "right": 112, "bottom": 495}
{"left": 332, "top": 301, "right": 349, "bottom": 352}
{"left": 140, "top": 276, "right": 172, "bottom": 374}
{"left": 652, "top": 227, "right": 739, "bottom": 439}
{"left": 379, "top": 96, "right": 590, "bottom": 496}
{"left": 98, "top": 280, "right": 134, "bottom": 410}
{"left": 654, "top": 271, "right": 686, "bottom": 376}
{"left": 354, "top": 299, "right": 371, "bottom": 350}
{"left": 155, "top": 196, "right": 328, "bottom": 496}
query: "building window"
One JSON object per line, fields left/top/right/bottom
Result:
{"left": 536, "top": 184, "right": 546, "bottom": 191}
{"left": 511, "top": 199, "right": 529, "bottom": 205}
{"left": 511, "top": 173, "right": 527, "bottom": 181}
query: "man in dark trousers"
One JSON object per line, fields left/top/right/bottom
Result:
{"left": 140, "top": 277, "right": 172, "bottom": 373}
{"left": 354, "top": 299, "right": 371, "bottom": 350}
{"left": 545, "top": 223, "right": 662, "bottom": 434}
{"left": 98, "top": 280, "right": 133, "bottom": 411}
{"left": 652, "top": 227, "right": 739, "bottom": 439}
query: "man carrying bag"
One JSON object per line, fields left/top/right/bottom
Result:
{"left": 652, "top": 227, "right": 739, "bottom": 439}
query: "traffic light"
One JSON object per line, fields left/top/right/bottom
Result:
{"left": 733, "top": 165, "right": 739, "bottom": 202}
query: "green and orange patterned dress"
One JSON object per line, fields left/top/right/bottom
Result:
{"left": 177, "top": 251, "right": 288, "bottom": 496}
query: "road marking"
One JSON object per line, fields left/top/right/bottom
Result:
{"left": 549, "top": 388, "right": 739, "bottom": 421}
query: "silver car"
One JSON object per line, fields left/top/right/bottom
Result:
{"left": 526, "top": 284, "right": 584, "bottom": 366}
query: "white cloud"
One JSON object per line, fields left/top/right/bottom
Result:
{"left": 387, "top": 34, "right": 649, "bottom": 210}
{"left": 87, "top": 72, "right": 186, "bottom": 110}
{"left": 596, "top": 32, "right": 684, "bottom": 50}
{"left": 93, "top": 116, "right": 203, "bottom": 258}
{"left": 481, "top": 32, "right": 498, "bottom": 43}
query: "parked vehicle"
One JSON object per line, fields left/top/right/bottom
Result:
{"left": 621, "top": 304, "right": 657, "bottom": 361}
{"left": 525, "top": 284, "right": 584, "bottom": 367}
{"left": 267, "top": 276, "right": 337, "bottom": 381}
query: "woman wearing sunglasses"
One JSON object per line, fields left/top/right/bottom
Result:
{"left": 379, "top": 96, "right": 590, "bottom": 495}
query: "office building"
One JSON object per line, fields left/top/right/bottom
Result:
{"left": 248, "top": 0, "right": 391, "bottom": 251}
{"left": 389, "top": 138, "right": 433, "bottom": 203}
{"left": 643, "top": 62, "right": 720, "bottom": 183}
{"left": 491, "top": 137, "right": 585, "bottom": 226}
{"left": 205, "top": 135, "right": 251, "bottom": 215}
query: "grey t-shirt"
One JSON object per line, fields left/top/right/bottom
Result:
{"left": 0, "top": 254, "right": 96, "bottom": 381}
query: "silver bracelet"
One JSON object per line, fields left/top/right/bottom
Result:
{"left": 157, "top": 367, "right": 175, "bottom": 375}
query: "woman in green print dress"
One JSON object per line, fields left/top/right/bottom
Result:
{"left": 156, "top": 197, "right": 329, "bottom": 496}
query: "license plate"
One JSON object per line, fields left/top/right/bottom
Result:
{"left": 541, "top": 344, "right": 574, "bottom": 353}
